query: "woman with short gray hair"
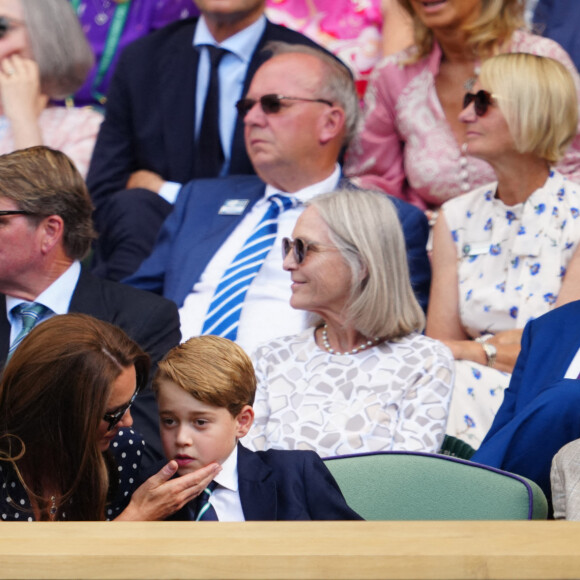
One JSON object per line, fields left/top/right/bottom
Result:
{"left": 245, "top": 187, "right": 454, "bottom": 457}
{"left": 0, "top": 0, "right": 101, "bottom": 177}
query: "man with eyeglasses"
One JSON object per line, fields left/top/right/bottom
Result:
{"left": 0, "top": 146, "right": 180, "bottom": 469}
{"left": 126, "top": 43, "right": 431, "bottom": 356}
{"left": 87, "top": 0, "right": 330, "bottom": 282}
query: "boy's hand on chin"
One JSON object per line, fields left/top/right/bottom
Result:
{"left": 115, "top": 460, "right": 222, "bottom": 521}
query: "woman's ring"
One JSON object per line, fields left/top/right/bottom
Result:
{"left": 5, "top": 68, "right": 14, "bottom": 76}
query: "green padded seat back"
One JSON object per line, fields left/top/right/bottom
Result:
{"left": 324, "top": 451, "right": 548, "bottom": 520}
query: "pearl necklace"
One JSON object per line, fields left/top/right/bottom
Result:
{"left": 321, "top": 324, "right": 380, "bottom": 356}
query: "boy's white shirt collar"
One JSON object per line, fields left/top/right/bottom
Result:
{"left": 213, "top": 443, "right": 239, "bottom": 492}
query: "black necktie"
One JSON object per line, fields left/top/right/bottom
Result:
{"left": 195, "top": 45, "right": 229, "bottom": 178}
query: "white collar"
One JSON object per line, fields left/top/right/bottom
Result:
{"left": 6, "top": 261, "right": 81, "bottom": 320}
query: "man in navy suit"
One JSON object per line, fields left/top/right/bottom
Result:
{"left": 473, "top": 300, "right": 580, "bottom": 503}
{"left": 153, "top": 335, "right": 362, "bottom": 521}
{"left": 0, "top": 146, "right": 180, "bottom": 467}
{"left": 88, "top": 0, "right": 332, "bottom": 281}
{"left": 125, "top": 43, "right": 431, "bottom": 356}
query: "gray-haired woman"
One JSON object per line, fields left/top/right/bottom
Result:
{"left": 245, "top": 188, "right": 454, "bottom": 457}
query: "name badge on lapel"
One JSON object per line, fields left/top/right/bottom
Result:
{"left": 218, "top": 199, "right": 250, "bottom": 216}
{"left": 462, "top": 242, "right": 490, "bottom": 257}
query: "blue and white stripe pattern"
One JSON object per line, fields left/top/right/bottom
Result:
{"left": 202, "top": 194, "right": 298, "bottom": 340}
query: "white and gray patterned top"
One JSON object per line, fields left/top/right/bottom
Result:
{"left": 244, "top": 328, "right": 455, "bottom": 457}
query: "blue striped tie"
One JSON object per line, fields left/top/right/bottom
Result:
{"left": 195, "top": 480, "right": 218, "bottom": 521}
{"left": 202, "top": 194, "right": 298, "bottom": 340}
{"left": 8, "top": 302, "right": 51, "bottom": 359}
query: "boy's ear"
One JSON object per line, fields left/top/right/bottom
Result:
{"left": 235, "top": 405, "right": 254, "bottom": 438}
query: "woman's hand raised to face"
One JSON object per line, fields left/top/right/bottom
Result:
{"left": 0, "top": 54, "right": 48, "bottom": 149}
{"left": 115, "top": 460, "right": 222, "bottom": 521}
{"left": 0, "top": 55, "right": 47, "bottom": 119}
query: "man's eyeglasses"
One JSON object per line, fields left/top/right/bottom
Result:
{"left": 282, "top": 237, "right": 338, "bottom": 265}
{"left": 236, "top": 94, "right": 333, "bottom": 118}
{"left": 102, "top": 388, "right": 139, "bottom": 432}
{"left": 0, "top": 210, "right": 34, "bottom": 217}
{"left": 0, "top": 16, "right": 24, "bottom": 39}
{"left": 463, "top": 90, "right": 496, "bottom": 117}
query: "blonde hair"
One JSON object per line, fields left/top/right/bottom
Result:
{"left": 153, "top": 336, "right": 256, "bottom": 417}
{"left": 308, "top": 188, "right": 424, "bottom": 339}
{"left": 480, "top": 53, "right": 578, "bottom": 163}
{"left": 398, "top": 0, "right": 525, "bottom": 63}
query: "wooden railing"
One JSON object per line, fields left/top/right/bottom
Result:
{"left": 1, "top": 521, "right": 580, "bottom": 579}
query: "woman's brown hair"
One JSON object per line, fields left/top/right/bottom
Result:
{"left": 0, "top": 314, "right": 149, "bottom": 520}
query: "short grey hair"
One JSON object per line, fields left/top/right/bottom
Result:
{"left": 262, "top": 41, "right": 360, "bottom": 145}
{"left": 21, "top": 0, "right": 94, "bottom": 99}
{"left": 308, "top": 188, "right": 424, "bottom": 340}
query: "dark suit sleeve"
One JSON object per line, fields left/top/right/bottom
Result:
{"left": 87, "top": 46, "right": 139, "bottom": 228}
{"left": 132, "top": 292, "right": 181, "bottom": 370}
{"left": 391, "top": 197, "right": 431, "bottom": 311}
{"left": 302, "top": 452, "right": 364, "bottom": 520}
{"left": 123, "top": 182, "right": 192, "bottom": 295}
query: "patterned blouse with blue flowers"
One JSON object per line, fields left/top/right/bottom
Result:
{"left": 443, "top": 169, "right": 580, "bottom": 338}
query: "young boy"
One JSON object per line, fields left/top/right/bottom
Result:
{"left": 153, "top": 335, "right": 362, "bottom": 521}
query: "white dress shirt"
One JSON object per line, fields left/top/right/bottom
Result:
{"left": 6, "top": 261, "right": 81, "bottom": 344}
{"left": 179, "top": 166, "right": 341, "bottom": 355}
{"left": 209, "top": 445, "right": 245, "bottom": 521}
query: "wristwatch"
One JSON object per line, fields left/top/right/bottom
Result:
{"left": 480, "top": 341, "right": 497, "bottom": 368}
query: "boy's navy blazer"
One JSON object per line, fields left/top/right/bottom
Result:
{"left": 170, "top": 443, "right": 362, "bottom": 521}
{"left": 125, "top": 175, "right": 431, "bottom": 311}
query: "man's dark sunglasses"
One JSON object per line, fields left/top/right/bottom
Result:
{"left": 103, "top": 388, "right": 139, "bottom": 432}
{"left": 236, "top": 94, "right": 333, "bottom": 118}
{"left": 0, "top": 210, "right": 34, "bottom": 217}
{"left": 463, "top": 90, "right": 495, "bottom": 117}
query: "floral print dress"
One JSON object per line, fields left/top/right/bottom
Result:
{"left": 442, "top": 170, "right": 580, "bottom": 448}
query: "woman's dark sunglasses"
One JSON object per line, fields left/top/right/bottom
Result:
{"left": 282, "top": 237, "right": 339, "bottom": 264}
{"left": 463, "top": 90, "right": 495, "bottom": 117}
{"left": 103, "top": 388, "right": 139, "bottom": 432}
{"left": 0, "top": 16, "right": 23, "bottom": 39}
{"left": 236, "top": 94, "right": 333, "bottom": 118}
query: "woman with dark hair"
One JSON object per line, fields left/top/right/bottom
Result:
{"left": 0, "top": 0, "right": 102, "bottom": 177}
{"left": 0, "top": 313, "right": 218, "bottom": 521}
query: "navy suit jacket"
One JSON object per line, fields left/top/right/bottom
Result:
{"left": 472, "top": 300, "right": 580, "bottom": 501}
{"left": 0, "top": 268, "right": 181, "bottom": 465}
{"left": 125, "top": 175, "right": 431, "bottom": 311}
{"left": 87, "top": 17, "right": 329, "bottom": 228}
{"left": 169, "top": 443, "right": 362, "bottom": 521}
{"left": 481, "top": 300, "right": 580, "bottom": 442}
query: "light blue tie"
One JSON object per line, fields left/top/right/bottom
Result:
{"left": 202, "top": 193, "right": 298, "bottom": 340}
{"left": 8, "top": 302, "right": 51, "bottom": 359}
